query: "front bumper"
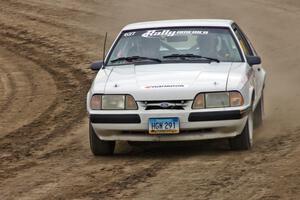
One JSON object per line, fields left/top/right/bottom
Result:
{"left": 89, "top": 106, "right": 250, "bottom": 142}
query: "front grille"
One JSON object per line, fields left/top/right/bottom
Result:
{"left": 140, "top": 100, "right": 188, "bottom": 110}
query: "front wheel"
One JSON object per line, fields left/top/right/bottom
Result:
{"left": 229, "top": 110, "right": 254, "bottom": 150}
{"left": 89, "top": 122, "right": 115, "bottom": 156}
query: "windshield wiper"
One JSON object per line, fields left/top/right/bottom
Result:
{"left": 111, "top": 56, "right": 161, "bottom": 63}
{"left": 163, "top": 54, "right": 220, "bottom": 63}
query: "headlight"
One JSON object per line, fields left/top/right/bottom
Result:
{"left": 102, "top": 95, "right": 125, "bottom": 110}
{"left": 192, "top": 91, "right": 244, "bottom": 109}
{"left": 90, "top": 94, "right": 138, "bottom": 110}
{"left": 205, "top": 92, "right": 230, "bottom": 108}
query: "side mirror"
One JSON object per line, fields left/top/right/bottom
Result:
{"left": 90, "top": 61, "right": 103, "bottom": 70}
{"left": 246, "top": 56, "right": 261, "bottom": 66}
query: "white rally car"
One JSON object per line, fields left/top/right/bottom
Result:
{"left": 87, "top": 19, "right": 266, "bottom": 155}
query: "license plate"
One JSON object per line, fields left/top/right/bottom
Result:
{"left": 148, "top": 118, "right": 180, "bottom": 134}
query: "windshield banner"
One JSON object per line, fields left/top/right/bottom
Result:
{"left": 124, "top": 29, "right": 209, "bottom": 38}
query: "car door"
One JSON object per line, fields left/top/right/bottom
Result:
{"left": 232, "top": 24, "right": 264, "bottom": 102}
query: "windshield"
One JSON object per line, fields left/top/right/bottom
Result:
{"left": 106, "top": 27, "right": 243, "bottom": 65}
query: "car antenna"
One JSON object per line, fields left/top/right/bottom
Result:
{"left": 100, "top": 32, "right": 108, "bottom": 70}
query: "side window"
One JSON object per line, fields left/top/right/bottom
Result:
{"left": 245, "top": 36, "right": 258, "bottom": 56}
{"left": 233, "top": 25, "right": 253, "bottom": 56}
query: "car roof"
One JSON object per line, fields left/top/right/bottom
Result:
{"left": 122, "top": 19, "right": 234, "bottom": 31}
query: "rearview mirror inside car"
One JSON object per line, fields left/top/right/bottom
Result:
{"left": 246, "top": 56, "right": 261, "bottom": 66}
{"left": 90, "top": 61, "right": 103, "bottom": 70}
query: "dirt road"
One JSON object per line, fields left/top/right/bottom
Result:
{"left": 0, "top": 0, "right": 299, "bottom": 199}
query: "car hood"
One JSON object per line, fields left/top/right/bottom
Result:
{"left": 92, "top": 63, "right": 237, "bottom": 101}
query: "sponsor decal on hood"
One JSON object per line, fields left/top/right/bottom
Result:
{"left": 144, "top": 84, "right": 186, "bottom": 89}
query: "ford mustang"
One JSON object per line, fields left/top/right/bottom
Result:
{"left": 87, "top": 19, "right": 266, "bottom": 155}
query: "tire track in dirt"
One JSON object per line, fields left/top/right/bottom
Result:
{"left": 0, "top": 3, "right": 171, "bottom": 198}
{"left": 0, "top": 22, "right": 91, "bottom": 168}
{"left": 29, "top": 154, "right": 168, "bottom": 200}
{"left": 0, "top": 3, "right": 170, "bottom": 198}
{"left": 53, "top": 128, "right": 300, "bottom": 200}
{"left": 0, "top": 48, "right": 57, "bottom": 137}
{"left": 0, "top": 1, "right": 101, "bottom": 44}
{"left": 0, "top": 53, "right": 34, "bottom": 131}
{"left": 126, "top": 129, "right": 300, "bottom": 200}
{"left": 1, "top": 0, "right": 99, "bottom": 18}
{"left": 0, "top": 66, "right": 16, "bottom": 113}
{"left": 0, "top": 13, "right": 167, "bottom": 197}
{"left": 199, "top": 129, "right": 300, "bottom": 200}
{"left": 74, "top": 128, "right": 300, "bottom": 200}
{"left": 83, "top": 161, "right": 166, "bottom": 200}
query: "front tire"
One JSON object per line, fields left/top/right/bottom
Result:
{"left": 229, "top": 110, "right": 254, "bottom": 150}
{"left": 89, "top": 122, "right": 115, "bottom": 156}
